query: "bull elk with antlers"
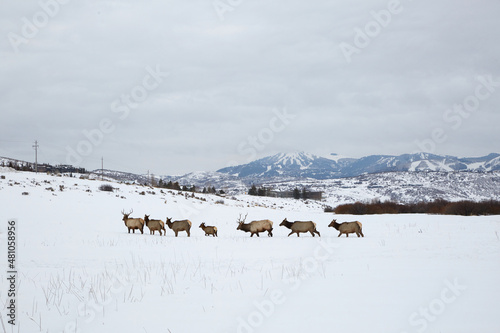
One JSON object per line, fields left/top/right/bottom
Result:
{"left": 236, "top": 214, "right": 273, "bottom": 237}
{"left": 121, "top": 209, "right": 144, "bottom": 234}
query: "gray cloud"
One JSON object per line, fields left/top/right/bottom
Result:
{"left": 1, "top": 0, "right": 499, "bottom": 174}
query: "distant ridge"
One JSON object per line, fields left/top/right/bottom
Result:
{"left": 217, "top": 152, "right": 500, "bottom": 181}
{"left": 3, "top": 152, "right": 500, "bottom": 185}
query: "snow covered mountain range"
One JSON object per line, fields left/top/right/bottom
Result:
{"left": 217, "top": 152, "right": 500, "bottom": 181}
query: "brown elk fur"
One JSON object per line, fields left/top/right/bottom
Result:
{"left": 236, "top": 214, "right": 273, "bottom": 237}
{"left": 121, "top": 209, "right": 144, "bottom": 234}
{"left": 166, "top": 217, "right": 192, "bottom": 237}
{"left": 280, "top": 218, "right": 320, "bottom": 237}
{"left": 328, "top": 219, "right": 364, "bottom": 237}
{"left": 144, "top": 215, "right": 166, "bottom": 236}
{"left": 199, "top": 223, "right": 218, "bottom": 237}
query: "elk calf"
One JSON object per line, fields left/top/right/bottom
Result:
{"left": 328, "top": 219, "right": 364, "bottom": 237}
{"left": 199, "top": 223, "right": 218, "bottom": 237}
{"left": 280, "top": 218, "right": 320, "bottom": 237}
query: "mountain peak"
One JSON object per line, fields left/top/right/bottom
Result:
{"left": 270, "top": 152, "right": 318, "bottom": 167}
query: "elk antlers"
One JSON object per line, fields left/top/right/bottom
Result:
{"left": 237, "top": 213, "right": 248, "bottom": 224}
{"left": 121, "top": 208, "right": 133, "bottom": 216}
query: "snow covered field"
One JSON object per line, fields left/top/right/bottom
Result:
{"left": 0, "top": 168, "right": 499, "bottom": 332}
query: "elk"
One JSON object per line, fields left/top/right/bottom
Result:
{"left": 328, "top": 219, "right": 364, "bottom": 237}
{"left": 121, "top": 209, "right": 144, "bottom": 234}
{"left": 165, "top": 217, "right": 192, "bottom": 237}
{"left": 279, "top": 218, "right": 320, "bottom": 237}
{"left": 236, "top": 214, "right": 273, "bottom": 237}
{"left": 199, "top": 223, "right": 217, "bottom": 237}
{"left": 144, "top": 215, "right": 166, "bottom": 236}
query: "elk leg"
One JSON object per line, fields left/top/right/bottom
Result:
{"left": 288, "top": 231, "right": 294, "bottom": 237}
{"left": 338, "top": 232, "right": 341, "bottom": 237}
{"left": 316, "top": 231, "right": 321, "bottom": 237}
{"left": 309, "top": 230, "right": 314, "bottom": 237}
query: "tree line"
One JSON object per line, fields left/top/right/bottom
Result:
{"left": 156, "top": 179, "right": 224, "bottom": 195}
{"left": 248, "top": 185, "right": 313, "bottom": 199}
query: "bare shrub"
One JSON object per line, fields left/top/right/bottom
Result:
{"left": 99, "top": 184, "right": 114, "bottom": 192}
{"left": 324, "top": 205, "right": 335, "bottom": 213}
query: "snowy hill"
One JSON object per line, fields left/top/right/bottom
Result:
{"left": 262, "top": 171, "right": 500, "bottom": 205}
{"left": 0, "top": 167, "right": 499, "bottom": 332}
{"left": 90, "top": 168, "right": 150, "bottom": 184}
{"left": 163, "top": 171, "right": 247, "bottom": 192}
{"left": 4, "top": 151, "right": 500, "bottom": 203}
{"left": 217, "top": 152, "right": 500, "bottom": 181}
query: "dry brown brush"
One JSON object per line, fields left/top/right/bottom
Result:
{"left": 332, "top": 199, "right": 500, "bottom": 216}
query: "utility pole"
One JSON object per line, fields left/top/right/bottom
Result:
{"left": 32, "top": 140, "right": 39, "bottom": 173}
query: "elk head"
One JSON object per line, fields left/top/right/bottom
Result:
{"left": 144, "top": 214, "right": 150, "bottom": 223}
{"left": 328, "top": 219, "right": 338, "bottom": 228}
{"left": 236, "top": 213, "right": 248, "bottom": 230}
{"left": 121, "top": 209, "right": 133, "bottom": 223}
{"left": 280, "top": 218, "right": 289, "bottom": 226}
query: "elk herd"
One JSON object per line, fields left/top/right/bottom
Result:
{"left": 121, "top": 210, "right": 364, "bottom": 238}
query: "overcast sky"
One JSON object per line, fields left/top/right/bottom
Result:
{"left": 1, "top": 0, "right": 499, "bottom": 175}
